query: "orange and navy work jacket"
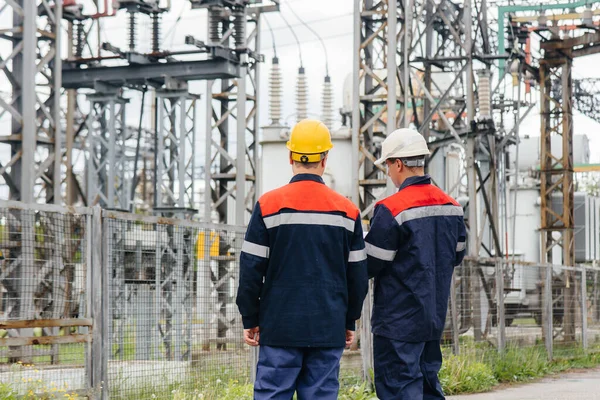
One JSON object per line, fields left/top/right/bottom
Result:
{"left": 236, "top": 174, "right": 369, "bottom": 348}
{"left": 365, "top": 175, "right": 466, "bottom": 342}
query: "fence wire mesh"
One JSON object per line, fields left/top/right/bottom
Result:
{"left": 1, "top": 201, "right": 600, "bottom": 399}
{"left": 0, "top": 205, "right": 90, "bottom": 397}
{"left": 103, "top": 213, "right": 250, "bottom": 399}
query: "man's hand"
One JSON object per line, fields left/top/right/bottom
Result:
{"left": 345, "top": 330, "right": 355, "bottom": 348}
{"left": 244, "top": 326, "right": 260, "bottom": 346}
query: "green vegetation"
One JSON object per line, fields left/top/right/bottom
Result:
{"left": 439, "top": 341, "right": 600, "bottom": 395}
{"left": 1, "top": 342, "right": 600, "bottom": 399}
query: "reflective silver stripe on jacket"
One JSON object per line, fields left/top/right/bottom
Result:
{"left": 241, "top": 240, "right": 270, "bottom": 258}
{"left": 263, "top": 212, "right": 355, "bottom": 233}
{"left": 348, "top": 249, "right": 367, "bottom": 263}
{"left": 396, "top": 205, "right": 464, "bottom": 226}
{"left": 365, "top": 243, "right": 397, "bottom": 261}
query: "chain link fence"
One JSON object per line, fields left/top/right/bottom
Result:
{"left": 0, "top": 202, "right": 92, "bottom": 398}
{"left": 1, "top": 200, "right": 600, "bottom": 399}
{"left": 102, "top": 211, "right": 249, "bottom": 399}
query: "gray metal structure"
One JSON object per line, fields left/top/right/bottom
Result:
{"left": 155, "top": 85, "right": 199, "bottom": 217}
{"left": 0, "top": 0, "right": 279, "bottom": 221}
{"left": 200, "top": 2, "right": 272, "bottom": 225}
{"left": 0, "top": 0, "right": 63, "bottom": 204}
{"left": 85, "top": 90, "right": 130, "bottom": 210}
{"left": 352, "top": 0, "right": 514, "bottom": 347}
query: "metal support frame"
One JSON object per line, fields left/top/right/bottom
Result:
{"left": 62, "top": 59, "right": 240, "bottom": 89}
{"left": 85, "top": 92, "right": 130, "bottom": 210}
{"left": 353, "top": 0, "right": 507, "bottom": 347}
{"left": 0, "top": 0, "right": 62, "bottom": 204}
{"left": 155, "top": 88, "right": 199, "bottom": 218}
{"left": 352, "top": 0, "right": 400, "bottom": 215}
{"left": 153, "top": 223, "right": 193, "bottom": 361}
{"left": 539, "top": 54, "right": 575, "bottom": 343}
{"left": 204, "top": 9, "right": 262, "bottom": 225}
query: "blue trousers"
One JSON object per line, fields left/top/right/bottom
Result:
{"left": 254, "top": 345, "right": 344, "bottom": 400}
{"left": 373, "top": 335, "right": 445, "bottom": 400}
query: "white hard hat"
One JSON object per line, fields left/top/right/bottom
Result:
{"left": 374, "top": 128, "right": 430, "bottom": 166}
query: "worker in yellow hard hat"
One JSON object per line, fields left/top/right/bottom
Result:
{"left": 237, "top": 119, "right": 368, "bottom": 400}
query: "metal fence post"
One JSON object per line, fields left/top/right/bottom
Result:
{"left": 471, "top": 260, "right": 483, "bottom": 342}
{"left": 361, "top": 281, "right": 374, "bottom": 382}
{"left": 85, "top": 212, "right": 94, "bottom": 393}
{"left": 91, "top": 206, "right": 107, "bottom": 399}
{"left": 250, "top": 347, "right": 259, "bottom": 383}
{"left": 101, "top": 209, "right": 110, "bottom": 400}
{"left": 450, "top": 270, "right": 460, "bottom": 355}
{"left": 543, "top": 264, "right": 553, "bottom": 360}
{"left": 581, "top": 266, "right": 588, "bottom": 351}
{"left": 496, "top": 260, "right": 506, "bottom": 353}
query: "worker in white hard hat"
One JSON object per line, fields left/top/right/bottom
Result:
{"left": 236, "top": 119, "right": 368, "bottom": 399}
{"left": 365, "top": 128, "right": 467, "bottom": 399}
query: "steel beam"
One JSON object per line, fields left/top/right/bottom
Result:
{"left": 539, "top": 54, "right": 575, "bottom": 343}
{"left": 62, "top": 59, "right": 240, "bottom": 89}
{"left": 85, "top": 92, "right": 130, "bottom": 210}
{"left": 204, "top": 9, "right": 261, "bottom": 225}
{"left": 0, "top": 0, "right": 62, "bottom": 203}
{"left": 155, "top": 88, "right": 199, "bottom": 218}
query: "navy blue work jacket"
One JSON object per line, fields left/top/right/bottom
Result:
{"left": 236, "top": 174, "right": 369, "bottom": 347}
{"left": 365, "top": 175, "right": 466, "bottom": 342}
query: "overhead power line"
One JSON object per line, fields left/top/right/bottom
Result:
{"left": 286, "top": 3, "right": 330, "bottom": 76}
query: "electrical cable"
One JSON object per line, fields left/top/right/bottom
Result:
{"left": 264, "top": 14, "right": 277, "bottom": 58}
{"left": 286, "top": 3, "right": 330, "bottom": 75}
{"left": 261, "top": 31, "right": 352, "bottom": 52}
{"left": 163, "top": 3, "right": 186, "bottom": 40}
{"left": 278, "top": 9, "right": 303, "bottom": 67}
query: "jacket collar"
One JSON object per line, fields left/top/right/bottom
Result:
{"left": 290, "top": 173, "right": 325, "bottom": 184}
{"left": 398, "top": 174, "right": 431, "bottom": 191}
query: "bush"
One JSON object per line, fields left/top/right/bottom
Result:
{"left": 489, "top": 346, "right": 549, "bottom": 383}
{"left": 439, "top": 353, "right": 498, "bottom": 395}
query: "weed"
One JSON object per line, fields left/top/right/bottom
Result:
{"left": 439, "top": 353, "right": 498, "bottom": 395}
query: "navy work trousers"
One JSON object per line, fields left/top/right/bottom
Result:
{"left": 254, "top": 345, "right": 344, "bottom": 400}
{"left": 373, "top": 335, "right": 445, "bottom": 400}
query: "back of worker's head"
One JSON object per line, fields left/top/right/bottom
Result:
{"left": 375, "top": 128, "right": 430, "bottom": 187}
{"left": 287, "top": 119, "right": 333, "bottom": 174}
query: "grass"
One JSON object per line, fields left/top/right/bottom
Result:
{"left": 439, "top": 340, "right": 600, "bottom": 395}
{"left": 2, "top": 341, "right": 600, "bottom": 399}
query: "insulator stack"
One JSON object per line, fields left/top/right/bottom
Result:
{"left": 233, "top": 8, "right": 246, "bottom": 48}
{"left": 321, "top": 76, "right": 333, "bottom": 130}
{"left": 208, "top": 7, "right": 221, "bottom": 43}
{"left": 269, "top": 57, "right": 282, "bottom": 125}
{"left": 477, "top": 69, "right": 492, "bottom": 120}
{"left": 296, "top": 67, "right": 308, "bottom": 122}
{"left": 74, "top": 20, "right": 84, "bottom": 58}
{"left": 128, "top": 12, "right": 136, "bottom": 51}
{"left": 151, "top": 12, "right": 161, "bottom": 53}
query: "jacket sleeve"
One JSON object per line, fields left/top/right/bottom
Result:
{"left": 365, "top": 204, "right": 399, "bottom": 279}
{"left": 236, "top": 202, "right": 270, "bottom": 329}
{"left": 346, "top": 216, "right": 369, "bottom": 331}
{"left": 455, "top": 216, "right": 467, "bottom": 266}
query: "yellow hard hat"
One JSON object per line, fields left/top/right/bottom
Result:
{"left": 286, "top": 119, "right": 334, "bottom": 163}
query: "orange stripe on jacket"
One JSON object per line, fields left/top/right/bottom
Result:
{"left": 259, "top": 180, "right": 359, "bottom": 220}
{"left": 377, "top": 184, "right": 461, "bottom": 216}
